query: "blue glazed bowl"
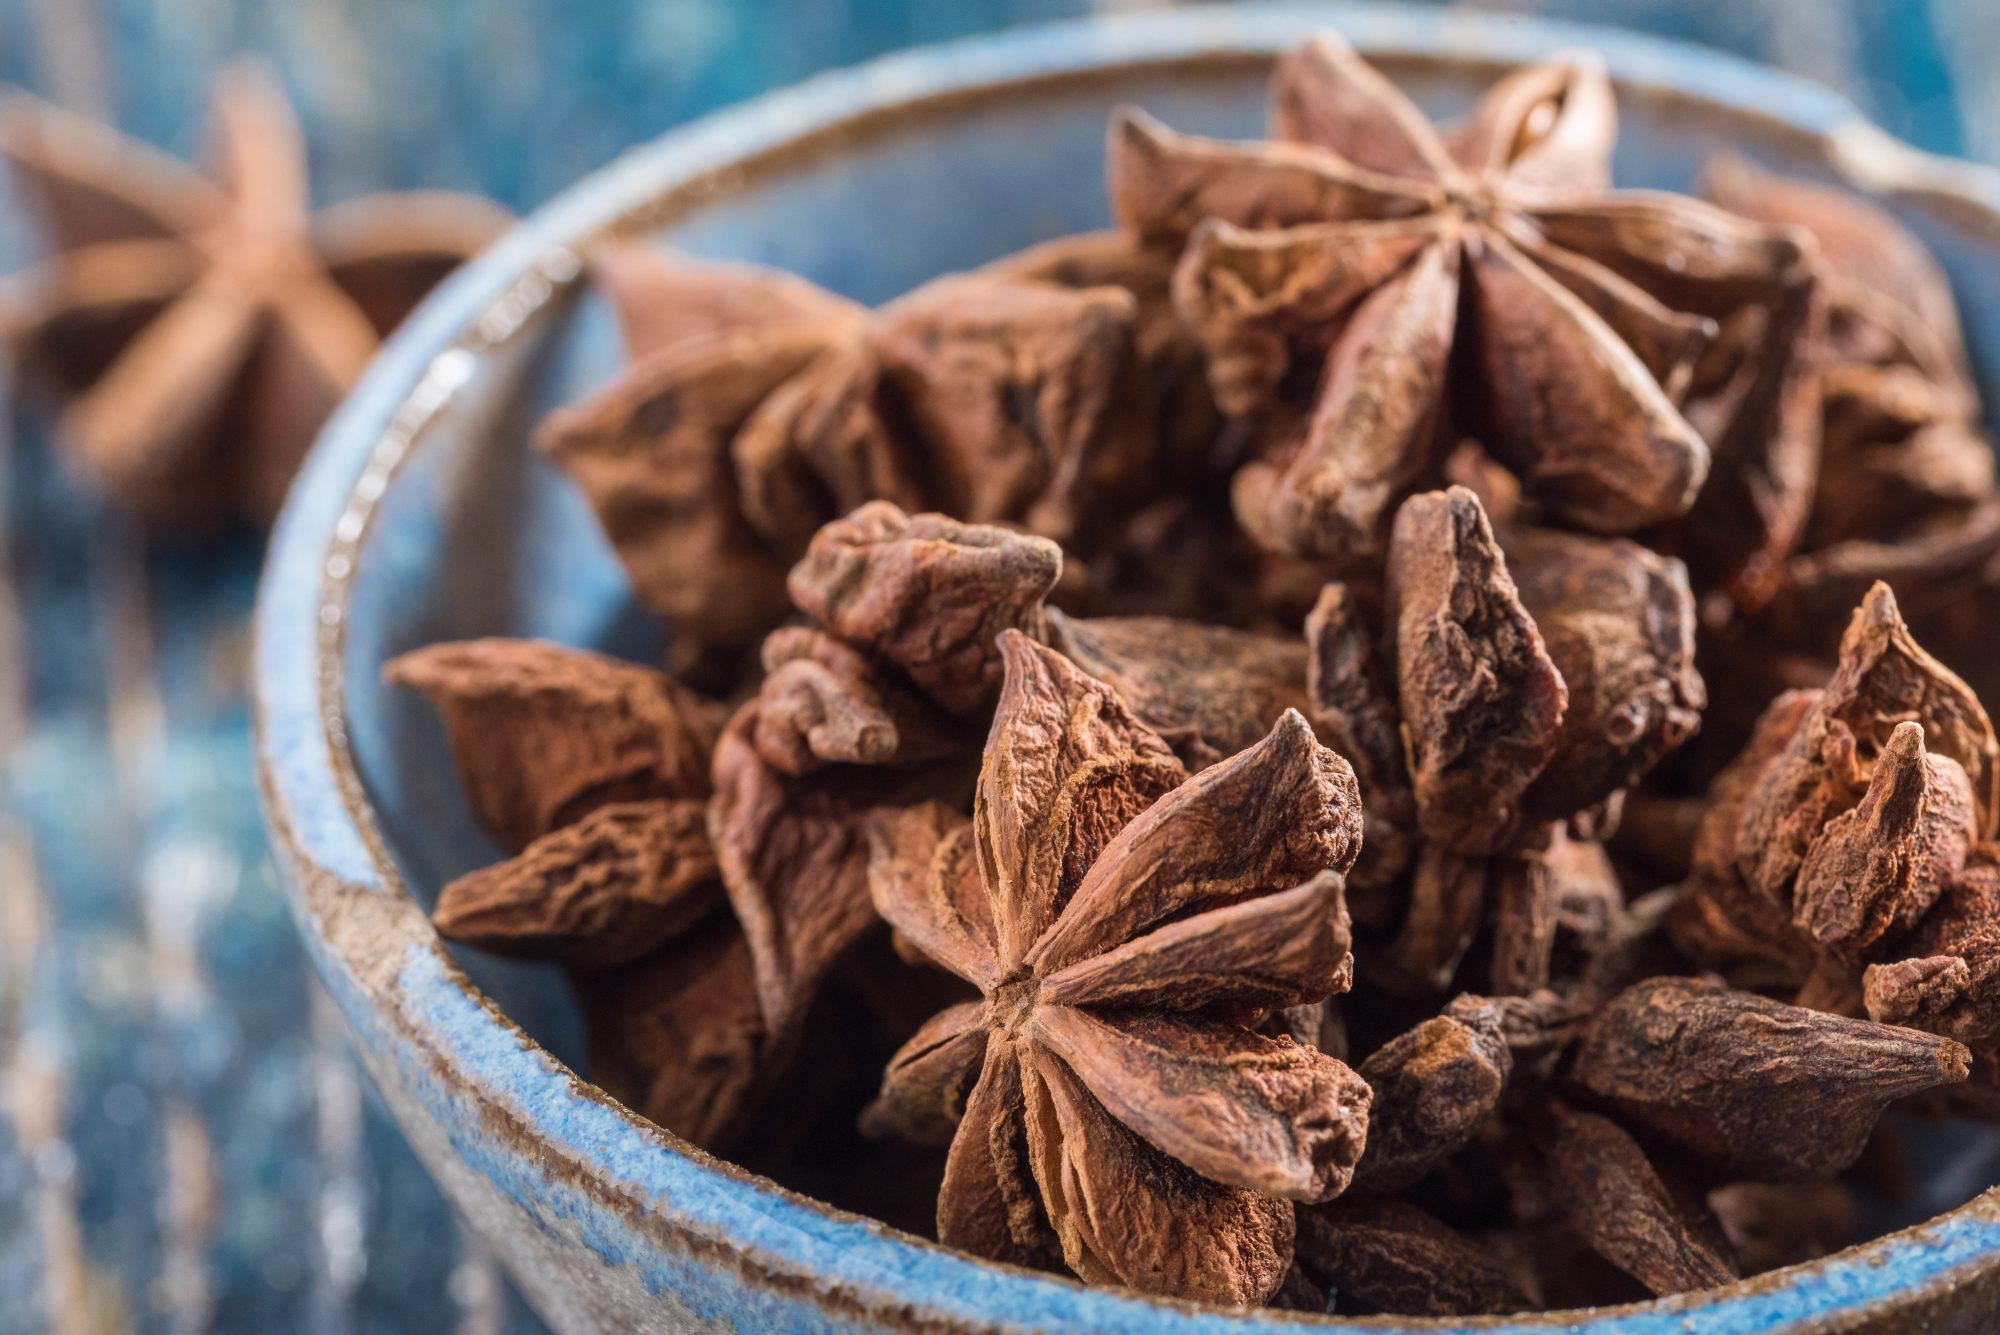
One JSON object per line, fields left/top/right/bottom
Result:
{"left": 254, "top": 6, "right": 2000, "bottom": 1331}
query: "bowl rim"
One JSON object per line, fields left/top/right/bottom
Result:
{"left": 254, "top": 4, "right": 2000, "bottom": 1330}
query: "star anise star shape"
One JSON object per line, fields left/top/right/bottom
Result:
{"left": 538, "top": 242, "right": 1154, "bottom": 670}
{"left": 1, "top": 62, "right": 508, "bottom": 525}
{"left": 866, "top": 630, "right": 1370, "bottom": 1306}
{"left": 1109, "top": 32, "right": 1814, "bottom": 568}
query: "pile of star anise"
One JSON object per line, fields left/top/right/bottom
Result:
{"left": 388, "top": 35, "right": 2000, "bottom": 1315}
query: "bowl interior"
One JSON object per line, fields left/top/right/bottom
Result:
{"left": 339, "top": 40, "right": 2000, "bottom": 1260}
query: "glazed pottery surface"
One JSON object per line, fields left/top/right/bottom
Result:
{"left": 254, "top": 5, "right": 2000, "bottom": 1331}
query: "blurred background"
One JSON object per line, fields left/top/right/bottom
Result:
{"left": 1, "top": 2, "right": 1997, "bottom": 1333}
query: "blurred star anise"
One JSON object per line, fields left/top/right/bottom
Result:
{"left": 1706, "top": 153, "right": 1987, "bottom": 552}
{"left": 1701, "top": 156, "right": 2000, "bottom": 726}
{"left": 0, "top": 62, "right": 508, "bottom": 525}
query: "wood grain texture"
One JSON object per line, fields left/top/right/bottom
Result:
{"left": 0, "top": 0, "right": 1993, "bottom": 1331}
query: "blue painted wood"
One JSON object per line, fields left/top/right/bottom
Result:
{"left": 3, "top": 2, "right": 2000, "bottom": 1332}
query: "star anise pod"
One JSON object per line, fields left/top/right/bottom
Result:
{"left": 865, "top": 631, "right": 1368, "bottom": 1304}
{"left": 1110, "top": 32, "right": 1815, "bottom": 570}
{"left": 384, "top": 639, "right": 786, "bottom": 1147}
{"left": 1304, "top": 486, "right": 1698, "bottom": 1001}
{"left": 708, "top": 621, "right": 975, "bottom": 1040}
{"left": 537, "top": 242, "right": 1162, "bottom": 671}
{"left": 718, "top": 499, "right": 1332, "bottom": 1044}
{"left": 1706, "top": 153, "right": 1989, "bottom": 552}
{"left": 1695, "top": 156, "right": 2000, "bottom": 756}
{"left": 1675, "top": 584, "right": 1999, "bottom": 1006}
{"left": 1735, "top": 583, "right": 1997, "bottom": 912}
{"left": 788, "top": 500, "right": 1313, "bottom": 771}
{"left": 0, "top": 63, "right": 508, "bottom": 525}
{"left": 1303, "top": 579, "right": 1415, "bottom": 909}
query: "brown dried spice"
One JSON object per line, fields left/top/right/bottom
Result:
{"left": 1706, "top": 156, "right": 1991, "bottom": 550}
{"left": 1538, "top": 1098, "right": 1739, "bottom": 1297}
{"left": 1863, "top": 845, "right": 2000, "bottom": 1047}
{"left": 1348, "top": 1004, "right": 1510, "bottom": 1197}
{"left": 787, "top": 501, "right": 1062, "bottom": 717}
{"left": 386, "top": 638, "right": 812, "bottom": 1150}
{"left": 1568, "top": 976, "right": 1970, "bottom": 1180}
{"left": 0, "top": 66, "right": 507, "bottom": 526}
{"left": 1792, "top": 721, "right": 1977, "bottom": 965}
{"left": 539, "top": 246, "right": 1154, "bottom": 665}
{"left": 1387, "top": 487, "right": 1567, "bottom": 855}
{"left": 1506, "top": 526, "right": 1704, "bottom": 822}
{"left": 384, "top": 638, "right": 722, "bottom": 853}
{"left": 1305, "top": 580, "right": 1415, "bottom": 904}
{"left": 1736, "top": 583, "right": 1998, "bottom": 908}
{"left": 1043, "top": 608, "right": 1309, "bottom": 772}
{"left": 1294, "top": 1198, "right": 1530, "bottom": 1316}
{"left": 1704, "top": 157, "right": 1967, "bottom": 390}
{"left": 430, "top": 799, "right": 719, "bottom": 969}
{"left": 1708, "top": 1181, "right": 1856, "bottom": 1276}
{"left": 1112, "top": 35, "right": 1812, "bottom": 563}
{"left": 381, "top": 38, "right": 2000, "bottom": 1316}
{"left": 867, "top": 632, "right": 1367, "bottom": 1303}
{"left": 537, "top": 279, "right": 863, "bottom": 668}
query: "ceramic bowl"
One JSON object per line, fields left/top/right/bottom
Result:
{"left": 254, "top": 5, "right": 2000, "bottom": 1330}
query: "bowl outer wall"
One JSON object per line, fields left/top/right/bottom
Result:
{"left": 254, "top": 4, "right": 2000, "bottom": 1332}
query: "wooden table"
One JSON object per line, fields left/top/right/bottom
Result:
{"left": 0, "top": 1, "right": 1992, "bottom": 1330}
